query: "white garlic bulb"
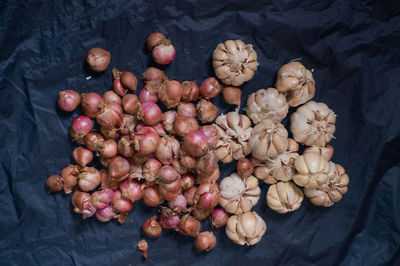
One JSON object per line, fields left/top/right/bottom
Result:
{"left": 266, "top": 181, "right": 303, "bottom": 214}
{"left": 293, "top": 152, "right": 330, "bottom": 189}
{"left": 225, "top": 211, "right": 266, "bottom": 246}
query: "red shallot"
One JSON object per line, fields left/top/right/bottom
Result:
{"left": 133, "top": 126, "right": 160, "bottom": 155}
{"left": 61, "top": 165, "right": 79, "bottom": 194}
{"left": 143, "top": 185, "right": 163, "bottom": 207}
{"left": 122, "top": 94, "right": 141, "bottom": 115}
{"left": 91, "top": 188, "right": 114, "bottom": 209}
{"left": 211, "top": 208, "right": 229, "bottom": 228}
{"left": 179, "top": 215, "right": 201, "bottom": 237}
{"left": 194, "top": 231, "right": 216, "bottom": 252}
{"left": 84, "top": 132, "right": 104, "bottom": 151}
{"left": 70, "top": 115, "right": 93, "bottom": 144}
{"left": 156, "top": 136, "right": 180, "bottom": 165}
{"left": 58, "top": 90, "right": 80, "bottom": 112}
{"left": 71, "top": 189, "right": 96, "bottom": 219}
{"left": 81, "top": 92, "right": 102, "bottom": 118}
{"left": 46, "top": 175, "right": 63, "bottom": 192}
{"left": 99, "top": 139, "right": 118, "bottom": 158}
{"left": 119, "top": 179, "right": 143, "bottom": 202}
{"left": 196, "top": 99, "right": 218, "bottom": 123}
{"left": 142, "top": 216, "right": 163, "bottom": 238}
{"left": 158, "top": 80, "right": 182, "bottom": 108}
{"left": 174, "top": 116, "right": 199, "bottom": 137}
{"left": 108, "top": 156, "right": 130, "bottom": 180}
{"left": 180, "top": 173, "right": 195, "bottom": 191}
{"left": 96, "top": 205, "right": 116, "bottom": 222}
{"left": 72, "top": 147, "right": 93, "bottom": 167}
{"left": 138, "top": 102, "right": 162, "bottom": 126}
{"left": 199, "top": 77, "right": 222, "bottom": 99}
{"left": 86, "top": 47, "right": 111, "bottom": 72}
{"left": 78, "top": 167, "right": 101, "bottom": 192}
{"left": 183, "top": 130, "right": 208, "bottom": 157}
{"left": 142, "top": 67, "right": 167, "bottom": 83}
{"left": 112, "top": 190, "right": 134, "bottom": 213}
{"left": 181, "top": 81, "right": 199, "bottom": 102}
{"left": 168, "top": 194, "right": 187, "bottom": 213}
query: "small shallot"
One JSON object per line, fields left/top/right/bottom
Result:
{"left": 143, "top": 185, "right": 163, "bottom": 206}
{"left": 179, "top": 215, "right": 201, "bottom": 237}
{"left": 156, "top": 136, "right": 180, "bottom": 165}
{"left": 96, "top": 205, "right": 116, "bottom": 222}
{"left": 119, "top": 179, "right": 143, "bottom": 202}
{"left": 168, "top": 194, "right": 187, "bottom": 213}
{"left": 199, "top": 77, "right": 222, "bottom": 99}
{"left": 143, "top": 159, "right": 162, "bottom": 182}
{"left": 86, "top": 47, "right": 111, "bottom": 72}
{"left": 91, "top": 188, "right": 114, "bottom": 209}
{"left": 72, "top": 147, "right": 93, "bottom": 167}
{"left": 180, "top": 173, "right": 195, "bottom": 190}
{"left": 222, "top": 86, "right": 241, "bottom": 106}
{"left": 183, "top": 130, "right": 208, "bottom": 157}
{"left": 122, "top": 94, "right": 141, "bottom": 115}
{"left": 84, "top": 132, "right": 104, "bottom": 151}
{"left": 61, "top": 165, "right": 79, "bottom": 194}
{"left": 112, "top": 190, "right": 134, "bottom": 213}
{"left": 99, "top": 139, "right": 118, "bottom": 158}
{"left": 81, "top": 92, "right": 102, "bottom": 118}
{"left": 174, "top": 116, "right": 199, "bottom": 136}
{"left": 78, "top": 167, "right": 101, "bottom": 192}
{"left": 237, "top": 158, "right": 254, "bottom": 178}
{"left": 142, "top": 216, "right": 163, "bottom": 238}
{"left": 194, "top": 231, "right": 216, "bottom": 252}
{"left": 211, "top": 208, "right": 229, "bottom": 228}
{"left": 70, "top": 115, "right": 93, "bottom": 144}
{"left": 142, "top": 67, "right": 167, "bottom": 83}
{"left": 177, "top": 102, "right": 196, "bottom": 118}
{"left": 158, "top": 80, "right": 182, "bottom": 108}
{"left": 137, "top": 240, "right": 149, "bottom": 259}
{"left": 138, "top": 102, "right": 163, "bottom": 126}
{"left": 71, "top": 190, "right": 96, "bottom": 219}
{"left": 159, "top": 208, "right": 180, "bottom": 228}
{"left": 196, "top": 99, "right": 218, "bottom": 123}
{"left": 162, "top": 111, "right": 177, "bottom": 133}
{"left": 182, "top": 81, "right": 199, "bottom": 101}
{"left": 46, "top": 175, "right": 63, "bottom": 192}
{"left": 133, "top": 126, "right": 160, "bottom": 155}
{"left": 58, "top": 90, "right": 80, "bottom": 112}
{"left": 108, "top": 156, "right": 130, "bottom": 180}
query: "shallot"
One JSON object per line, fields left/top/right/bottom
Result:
{"left": 143, "top": 185, "right": 163, "bottom": 207}
{"left": 108, "top": 156, "right": 130, "bottom": 180}
{"left": 84, "top": 132, "right": 104, "bottom": 151}
{"left": 78, "top": 167, "right": 101, "bottom": 192}
{"left": 137, "top": 240, "right": 149, "bottom": 259}
{"left": 46, "top": 175, "right": 63, "bottom": 192}
{"left": 133, "top": 126, "right": 160, "bottom": 155}
{"left": 181, "top": 81, "right": 199, "bottom": 102}
{"left": 138, "top": 102, "right": 162, "bottom": 126}
{"left": 158, "top": 80, "right": 182, "bottom": 108}
{"left": 159, "top": 208, "right": 180, "bottom": 228}
{"left": 183, "top": 130, "right": 208, "bottom": 157}
{"left": 86, "top": 47, "right": 111, "bottom": 72}
{"left": 91, "top": 188, "right": 114, "bottom": 209}
{"left": 179, "top": 215, "right": 201, "bottom": 237}
{"left": 174, "top": 116, "right": 199, "bottom": 136}
{"left": 112, "top": 190, "right": 134, "bottom": 213}
{"left": 119, "top": 179, "right": 143, "bottom": 202}
{"left": 211, "top": 208, "right": 229, "bottom": 228}
{"left": 99, "top": 139, "right": 118, "bottom": 158}
{"left": 70, "top": 115, "right": 93, "bottom": 144}
{"left": 61, "top": 165, "right": 79, "bottom": 194}
{"left": 142, "top": 67, "right": 167, "bottom": 83}
{"left": 196, "top": 99, "right": 218, "bottom": 123}
{"left": 72, "top": 147, "right": 93, "bottom": 167}
{"left": 194, "top": 231, "right": 216, "bottom": 252}
{"left": 222, "top": 86, "right": 241, "bottom": 106}
{"left": 58, "top": 90, "right": 80, "bottom": 112}
{"left": 81, "top": 92, "right": 102, "bottom": 118}
{"left": 199, "top": 77, "right": 221, "bottom": 99}
{"left": 71, "top": 190, "right": 96, "bottom": 219}
{"left": 142, "top": 216, "right": 162, "bottom": 238}
{"left": 96, "top": 205, "right": 116, "bottom": 222}
{"left": 168, "top": 194, "right": 187, "bottom": 213}
{"left": 122, "top": 94, "right": 141, "bottom": 115}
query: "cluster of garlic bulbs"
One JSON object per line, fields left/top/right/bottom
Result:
{"left": 212, "top": 60, "right": 349, "bottom": 247}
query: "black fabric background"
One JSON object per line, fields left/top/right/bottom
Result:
{"left": 1, "top": 0, "right": 400, "bottom": 265}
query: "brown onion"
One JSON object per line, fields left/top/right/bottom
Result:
{"left": 71, "top": 190, "right": 96, "bottom": 219}
{"left": 46, "top": 175, "right": 63, "bottom": 192}
{"left": 122, "top": 94, "right": 141, "bottom": 115}
{"left": 143, "top": 159, "right": 162, "bottom": 182}
{"left": 182, "top": 81, "right": 199, "bottom": 102}
{"left": 86, "top": 47, "right": 111, "bottom": 72}
{"left": 119, "top": 179, "right": 143, "bottom": 202}
{"left": 108, "top": 156, "right": 130, "bottom": 180}
{"left": 143, "top": 185, "right": 163, "bottom": 206}
{"left": 158, "top": 80, "right": 182, "bottom": 108}
{"left": 196, "top": 99, "right": 218, "bottom": 123}
{"left": 72, "top": 147, "right": 93, "bottom": 167}
{"left": 183, "top": 130, "right": 208, "bottom": 157}
{"left": 78, "top": 167, "right": 101, "bottom": 192}
{"left": 194, "top": 231, "right": 216, "bottom": 252}
{"left": 180, "top": 173, "right": 195, "bottom": 190}
{"left": 99, "top": 139, "right": 118, "bottom": 158}
{"left": 81, "top": 92, "right": 102, "bottom": 118}
{"left": 174, "top": 116, "right": 199, "bottom": 136}
{"left": 142, "top": 67, "right": 167, "bottom": 83}
{"left": 146, "top": 32, "right": 166, "bottom": 51}
{"left": 138, "top": 102, "right": 163, "bottom": 126}
{"left": 199, "top": 125, "right": 219, "bottom": 149}
{"left": 58, "top": 90, "right": 80, "bottom": 112}
{"left": 199, "top": 77, "right": 221, "bottom": 99}
{"left": 179, "top": 215, "right": 201, "bottom": 237}
{"left": 133, "top": 126, "right": 160, "bottom": 155}
{"left": 61, "top": 165, "right": 79, "bottom": 194}
{"left": 103, "top": 91, "right": 121, "bottom": 105}
{"left": 142, "top": 216, "right": 163, "bottom": 238}
{"left": 237, "top": 158, "right": 254, "bottom": 178}
{"left": 222, "top": 86, "right": 242, "bottom": 106}
{"left": 177, "top": 102, "right": 196, "bottom": 118}
{"left": 84, "top": 132, "right": 104, "bottom": 151}
{"left": 211, "top": 208, "right": 229, "bottom": 228}
{"left": 70, "top": 115, "right": 93, "bottom": 144}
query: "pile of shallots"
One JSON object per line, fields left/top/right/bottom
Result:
{"left": 47, "top": 33, "right": 349, "bottom": 258}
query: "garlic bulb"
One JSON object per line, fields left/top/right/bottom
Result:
{"left": 252, "top": 139, "right": 299, "bottom": 184}
{"left": 304, "top": 162, "right": 349, "bottom": 207}
{"left": 225, "top": 211, "right": 266, "bottom": 246}
{"left": 219, "top": 173, "right": 261, "bottom": 214}
{"left": 214, "top": 112, "right": 252, "bottom": 163}
{"left": 275, "top": 61, "right": 315, "bottom": 107}
{"left": 266, "top": 181, "right": 303, "bottom": 214}
{"left": 246, "top": 88, "right": 289, "bottom": 124}
{"left": 212, "top": 40, "right": 258, "bottom": 86}
{"left": 303, "top": 145, "right": 334, "bottom": 161}
{"left": 249, "top": 119, "right": 288, "bottom": 161}
{"left": 290, "top": 101, "right": 336, "bottom": 147}
{"left": 293, "top": 152, "right": 330, "bottom": 189}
